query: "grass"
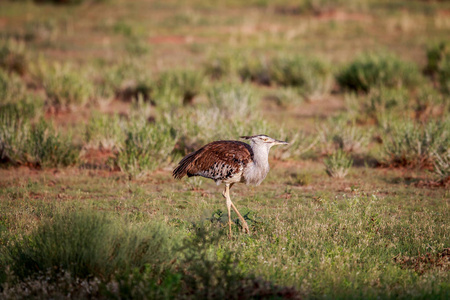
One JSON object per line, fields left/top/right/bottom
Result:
{"left": 0, "top": 0, "right": 450, "bottom": 298}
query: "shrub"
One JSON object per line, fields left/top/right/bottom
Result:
{"left": 32, "top": 62, "right": 95, "bottom": 109}
{"left": 0, "top": 117, "right": 79, "bottom": 167}
{"left": 116, "top": 119, "right": 177, "bottom": 176}
{"left": 382, "top": 120, "right": 450, "bottom": 168}
{"left": 438, "top": 57, "right": 450, "bottom": 94}
{"left": 434, "top": 151, "right": 450, "bottom": 182}
{"left": 269, "top": 55, "right": 332, "bottom": 99}
{"left": 25, "top": 120, "right": 80, "bottom": 168}
{"left": 0, "top": 39, "right": 28, "bottom": 75}
{"left": 3, "top": 211, "right": 178, "bottom": 281}
{"left": 156, "top": 69, "right": 204, "bottom": 105}
{"left": 424, "top": 41, "right": 450, "bottom": 76}
{"left": 319, "top": 119, "right": 371, "bottom": 154}
{"left": 98, "top": 60, "right": 153, "bottom": 102}
{"left": 324, "top": 149, "right": 353, "bottom": 178}
{"left": 206, "top": 83, "right": 258, "bottom": 119}
{"left": 204, "top": 53, "right": 243, "bottom": 80}
{"left": 337, "top": 52, "right": 422, "bottom": 92}
{"left": 0, "top": 69, "right": 26, "bottom": 104}
{"left": 84, "top": 113, "right": 124, "bottom": 151}
{"left": 239, "top": 56, "right": 270, "bottom": 85}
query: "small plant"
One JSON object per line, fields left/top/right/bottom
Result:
{"left": 156, "top": 69, "right": 204, "bottom": 105}
{"left": 0, "top": 39, "right": 28, "bottom": 75}
{"left": 26, "top": 120, "right": 80, "bottom": 168}
{"left": 337, "top": 52, "right": 422, "bottom": 92}
{"left": 424, "top": 41, "right": 450, "bottom": 76}
{"left": 84, "top": 113, "right": 124, "bottom": 151}
{"left": 0, "top": 69, "right": 26, "bottom": 104}
{"left": 324, "top": 149, "right": 353, "bottom": 178}
{"left": 382, "top": 120, "right": 450, "bottom": 168}
{"left": 433, "top": 151, "right": 450, "bottom": 183}
{"left": 269, "top": 55, "right": 332, "bottom": 99}
{"left": 204, "top": 53, "right": 243, "bottom": 80}
{"left": 206, "top": 83, "right": 257, "bottom": 118}
{"left": 239, "top": 55, "right": 271, "bottom": 85}
{"left": 116, "top": 119, "right": 177, "bottom": 177}
{"left": 32, "top": 62, "right": 95, "bottom": 109}
{"left": 319, "top": 119, "right": 371, "bottom": 154}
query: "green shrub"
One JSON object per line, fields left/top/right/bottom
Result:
{"left": 84, "top": 113, "right": 124, "bottom": 151}
{"left": 424, "top": 41, "right": 450, "bottom": 76}
{"left": 337, "top": 53, "right": 422, "bottom": 92}
{"left": 239, "top": 56, "right": 271, "bottom": 85}
{"left": 438, "top": 57, "right": 450, "bottom": 94}
{"left": 25, "top": 120, "right": 80, "bottom": 168}
{"left": 319, "top": 119, "right": 371, "bottom": 154}
{"left": 0, "top": 69, "right": 26, "bottom": 104}
{"left": 269, "top": 55, "right": 332, "bottom": 99}
{"left": 382, "top": 120, "right": 450, "bottom": 168}
{"left": 0, "top": 117, "right": 79, "bottom": 167}
{"left": 156, "top": 69, "right": 204, "bottom": 105}
{"left": 0, "top": 39, "right": 28, "bottom": 75}
{"left": 32, "top": 62, "right": 95, "bottom": 109}
{"left": 98, "top": 60, "right": 153, "bottom": 102}
{"left": 204, "top": 53, "right": 243, "bottom": 80}
{"left": 324, "top": 149, "right": 353, "bottom": 178}
{"left": 206, "top": 83, "right": 258, "bottom": 118}
{"left": 434, "top": 151, "right": 450, "bottom": 182}
{"left": 3, "top": 211, "right": 177, "bottom": 281}
{"left": 116, "top": 119, "right": 177, "bottom": 176}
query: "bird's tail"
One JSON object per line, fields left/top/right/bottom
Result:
{"left": 172, "top": 150, "right": 197, "bottom": 179}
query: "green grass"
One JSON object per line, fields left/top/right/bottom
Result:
{"left": 0, "top": 0, "right": 450, "bottom": 298}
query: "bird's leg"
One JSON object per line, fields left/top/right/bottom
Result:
{"left": 223, "top": 184, "right": 232, "bottom": 237}
{"left": 228, "top": 184, "right": 250, "bottom": 234}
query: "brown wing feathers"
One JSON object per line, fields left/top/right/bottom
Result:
{"left": 172, "top": 141, "right": 253, "bottom": 181}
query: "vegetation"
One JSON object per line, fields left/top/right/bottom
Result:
{"left": 337, "top": 53, "right": 423, "bottom": 92}
{"left": 0, "top": 0, "right": 449, "bottom": 298}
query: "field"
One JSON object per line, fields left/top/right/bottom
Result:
{"left": 0, "top": 0, "right": 450, "bottom": 299}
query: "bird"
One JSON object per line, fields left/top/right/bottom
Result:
{"left": 173, "top": 134, "right": 288, "bottom": 235}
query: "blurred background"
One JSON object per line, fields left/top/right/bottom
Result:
{"left": 0, "top": 0, "right": 449, "bottom": 174}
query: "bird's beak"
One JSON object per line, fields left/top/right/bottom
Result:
{"left": 274, "top": 139, "right": 289, "bottom": 145}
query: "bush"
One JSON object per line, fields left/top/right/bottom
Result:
{"left": 0, "top": 69, "right": 26, "bottom": 104}
{"left": 2, "top": 211, "right": 177, "bottom": 281}
{"left": 84, "top": 113, "right": 124, "bottom": 151}
{"left": 204, "top": 53, "right": 243, "bottom": 80}
{"left": 156, "top": 69, "right": 204, "bottom": 106}
{"left": 434, "top": 151, "right": 450, "bottom": 182}
{"left": 239, "top": 54, "right": 332, "bottom": 98}
{"left": 337, "top": 52, "right": 422, "bottom": 92}
{"left": 382, "top": 120, "right": 450, "bottom": 168}
{"left": 0, "top": 118, "right": 79, "bottom": 167}
{"left": 269, "top": 55, "right": 332, "bottom": 99}
{"left": 439, "top": 58, "right": 450, "bottom": 94}
{"left": 319, "top": 119, "right": 371, "bottom": 154}
{"left": 424, "top": 41, "right": 450, "bottom": 76}
{"left": 206, "top": 83, "right": 258, "bottom": 119}
{"left": 116, "top": 119, "right": 177, "bottom": 177}
{"left": 324, "top": 149, "right": 353, "bottom": 178}
{"left": 0, "top": 39, "right": 28, "bottom": 75}
{"left": 32, "top": 62, "right": 95, "bottom": 109}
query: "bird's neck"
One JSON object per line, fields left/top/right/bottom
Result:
{"left": 251, "top": 143, "right": 270, "bottom": 170}
{"left": 243, "top": 143, "right": 270, "bottom": 186}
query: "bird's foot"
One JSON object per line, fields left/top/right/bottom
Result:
{"left": 242, "top": 222, "right": 250, "bottom": 234}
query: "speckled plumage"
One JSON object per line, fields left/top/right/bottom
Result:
{"left": 172, "top": 140, "right": 253, "bottom": 184}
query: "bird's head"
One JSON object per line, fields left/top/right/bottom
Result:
{"left": 240, "top": 134, "right": 288, "bottom": 148}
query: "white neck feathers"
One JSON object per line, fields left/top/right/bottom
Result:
{"left": 243, "top": 142, "right": 271, "bottom": 186}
